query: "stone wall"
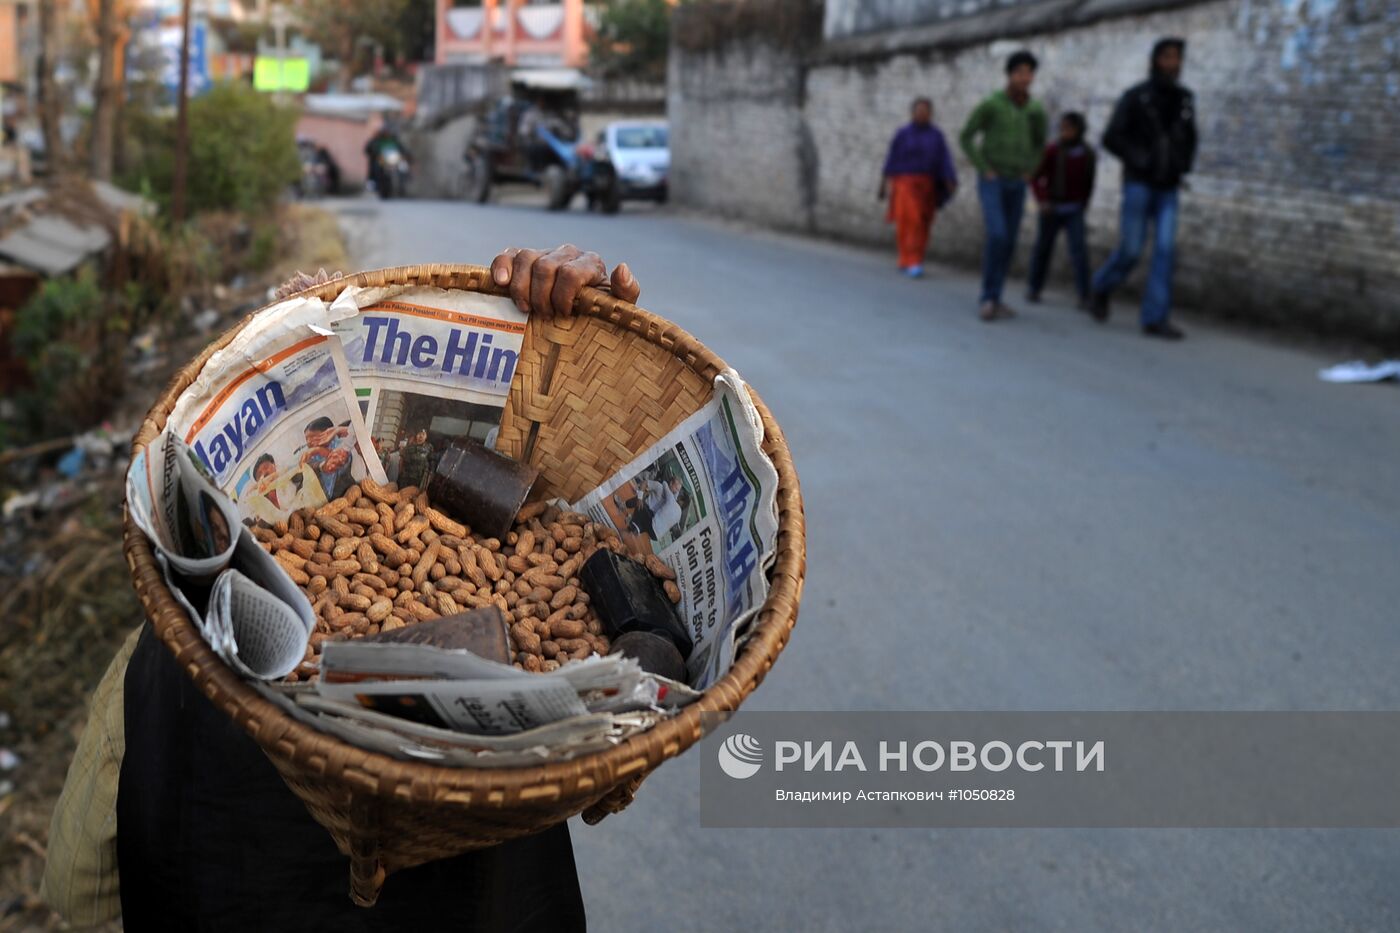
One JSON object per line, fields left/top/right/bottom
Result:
{"left": 669, "top": 34, "right": 819, "bottom": 230}
{"left": 405, "top": 113, "right": 479, "bottom": 199}
{"left": 825, "top": 0, "right": 1012, "bottom": 38}
{"left": 669, "top": 0, "right": 1400, "bottom": 342}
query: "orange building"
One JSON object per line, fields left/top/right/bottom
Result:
{"left": 0, "top": 1, "right": 34, "bottom": 86}
{"left": 435, "top": 0, "right": 592, "bottom": 68}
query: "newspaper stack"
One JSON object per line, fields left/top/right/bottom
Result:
{"left": 263, "top": 639, "right": 700, "bottom": 768}
{"left": 125, "top": 282, "right": 780, "bottom": 764}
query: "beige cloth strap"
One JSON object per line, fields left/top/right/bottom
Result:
{"left": 40, "top": 626, "right": 140, "bottom": 926}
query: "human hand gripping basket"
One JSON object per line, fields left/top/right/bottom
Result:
{"left": 122, "top": 263, "right": 805, "bottom": 905}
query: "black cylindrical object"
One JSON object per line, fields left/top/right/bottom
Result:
{"left": 426, "top": 439, "right": 538, "bottom": 540}
{"left": 609, "top": 631, "right": 687, "bottom": 683}
{"left": 579, "top": 549, "right": 693, "bottom": 666}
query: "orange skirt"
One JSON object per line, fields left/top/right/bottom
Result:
{"left": 886, "top": 174, "right": 937, "bottom": 269}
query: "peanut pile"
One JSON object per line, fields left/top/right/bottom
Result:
{"left": 254, "top": 477, "right": 681, "bottom": 681}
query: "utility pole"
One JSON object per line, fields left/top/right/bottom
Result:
{"left": 171, "top": 0, "right": 194, "bottom": 223}
{"left": 90, "top": 0, "right": 117, "bottom": 180}
{"left": 37, "top": 0, "right": 64, "bottom": 169}
{"left": 271, "top": 3, "right": 289, "bottom": 105}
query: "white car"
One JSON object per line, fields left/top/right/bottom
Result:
{"left": 600, "top": 121, "right": 669, "bottom": 204}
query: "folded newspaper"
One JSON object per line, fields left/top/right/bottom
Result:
{"left": 572, "top": 372, "right": 780, "bottom": 689}
{"left": 254, "top": 639, "right": 697, "bottom": 766}
{"left": 128, "top": 280, "right": 780, "bottom": 762}
{"left": 126, "top": 429, "right": 315, "bottom": 679}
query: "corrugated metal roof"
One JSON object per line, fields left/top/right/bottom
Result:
{"left": 0, "top": 189, "right": 46, "bottom": 213}
{"left": 0, "top": 183, "right": 153, "bottom": 276}
{"left": 0, "top": 215, "right": 111, "bottom": 277}
{"left": 512, "top": 67, "right": 592, "bottom": 91}
{"left": 90, "top": 180, "right": 156, "bottom": 217}
{"left": 303, "top": 93, "right": 405, "bottom": 118}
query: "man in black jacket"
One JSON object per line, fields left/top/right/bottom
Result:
{"left": 1088, "top": 38, "right": 1197, "bottom": 339}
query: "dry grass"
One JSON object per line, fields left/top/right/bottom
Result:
{"left": 0, "top": 204, "right": 350, "bottom": 930}
{"left": 270, "top": 203, "right": 353, "bottom": 283}
{"left": 0, "top": 480, "right": 135, "bottom": 931}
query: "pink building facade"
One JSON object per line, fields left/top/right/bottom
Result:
{"left": 435, "top": 0, "right": 591, "bottom": 68}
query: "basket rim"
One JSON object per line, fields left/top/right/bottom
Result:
{"left": 123, "top": 262, "right": 805, "bottom": 803}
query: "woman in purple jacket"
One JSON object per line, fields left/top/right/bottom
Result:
{"left": 879, "top": 98, "right": 958, "bottom": 278}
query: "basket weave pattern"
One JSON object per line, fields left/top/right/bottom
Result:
{"left": 123, "top": 264, "right": 806, "bottom": 905}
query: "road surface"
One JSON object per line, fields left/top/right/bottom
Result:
{"left": 334, "top": 196, "right": 1400, "bottom": 932}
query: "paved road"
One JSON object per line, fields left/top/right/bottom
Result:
{"left": 334, "top": 196, "right": 1400, "bottom": 932}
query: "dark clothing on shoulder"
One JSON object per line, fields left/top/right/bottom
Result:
{"left": 1101, "top": 76, "right": 1197, "bottom": 190}
{"left": 1031, "top": 141, "right": 1096, "bottom": 209}
{"left": 117, "top": 624, "right": 587, "bottom": 932}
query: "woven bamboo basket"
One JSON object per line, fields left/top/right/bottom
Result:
{"left": 122, "top": 264, "right": 805, "bottom": 906}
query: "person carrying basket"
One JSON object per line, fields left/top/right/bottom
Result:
{"left": 45, "top": 247, "right": 640, "bottom": 932}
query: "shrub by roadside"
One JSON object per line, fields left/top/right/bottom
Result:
{"left": 121, "top": 83, "right": 301, "bottom": 218}
{"left": 0, "top": 204, "right": 351, "bottom": 931}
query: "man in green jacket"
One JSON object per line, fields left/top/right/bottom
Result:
{"left": 960, "top": 50, "right": 1048, "bottom": 321}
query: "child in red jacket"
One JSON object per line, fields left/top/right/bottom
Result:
{"left": 1027, "top": 112, "right": 1096, "bottom": 308}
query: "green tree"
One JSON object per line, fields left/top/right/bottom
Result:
{"left": 10, "top": 272, "right": 128, "bottom": 440}
{"left": 297, "top": 0, "right": 421, "bottom": 78}
{"left": 185, "top": 85, "right": 300, "bottom": 214}
{"left": 589, "top": 0, "right": 674, "bottom": 82}
{"left": 126, "top": 83, "right": 301, "bottom": 216}
{"left": 395, "top": 0, "right": 437, "bottom": 64}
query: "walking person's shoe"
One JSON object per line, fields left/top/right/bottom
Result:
{"left": 978, "top": 300, "right": 998, "bottom": 322}
{"left": 1142, "top": 321, "right": 1186, "bottom": 340}
{"left": 1025, "top": 290, "right": 1042, "bottom": 304}
{"left": 1087, "top": 290, "right": 1111, "bottom": 322}
{"left": 994, "top": 302, "right": 1018, "bottom": 319}
{"left": 904, "top": 265, "right": 925, "bottom": 279}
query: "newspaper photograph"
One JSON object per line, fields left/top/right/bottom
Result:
{"left": 327, "top": 285, "right": 528, "bottom": 485}
{"left": 166, "top": 296, "right": 386, "bottom": 527}
{"left": 572, "top": 371, "right": 780, "bottom": 690}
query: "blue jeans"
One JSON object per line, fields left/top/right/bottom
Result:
{"left": 977, "top": 176, "right": 1027, "bottom": 303}
{"left": 1092, "top": 182, "right": 1179, "bottom": 325}
{"left": 1027, "top": 207, "right": 1090, "bottom": 300}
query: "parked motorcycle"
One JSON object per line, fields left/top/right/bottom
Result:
{"left": 295, "top": 139, "right": 338, "bottom": 200}
{"left": 374, "top": 144, "right": 411, "bottom": 200}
